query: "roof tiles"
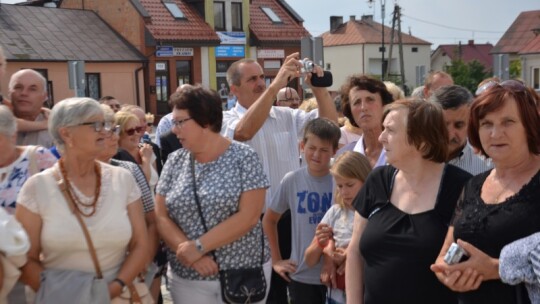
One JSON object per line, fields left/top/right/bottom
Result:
{"left": 491, "top": 10, "right": 540, "bottom": 54}
{"left": 321, "top": 17, "right": 430, "bottom": 47}
{"left": 138, "top": 0, "right": 219, "bottom": 44}
{"left": 436, "top": 42, "right": 493, "bottom": 70}
{"left": 249, "top": 0, "right": 310, "bottom": 45}
{"left": 0, "top": 4, "right": 144, "bottom": 61}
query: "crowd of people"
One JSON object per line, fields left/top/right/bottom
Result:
{"left": 1, "top": 42, "right": 540, "bottom": 304}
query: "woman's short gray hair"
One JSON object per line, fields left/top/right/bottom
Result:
{"left": 0, "top": 105, "right": 17, "bottom": 137}
{"left": 49, "top": 97, "right": 102, "bottom": 151}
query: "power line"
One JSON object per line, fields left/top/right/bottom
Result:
{"left": 402, "top": 14, "right": 505, "bottom": 34}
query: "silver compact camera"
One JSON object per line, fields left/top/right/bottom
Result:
{"left": 443, "top": 242, "right": 468, "bottom": 265}
{"left": 299, "top": 59, "right": 315, "bottom": 73}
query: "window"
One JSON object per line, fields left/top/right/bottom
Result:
{"left": 231, "top": 2, "right": 243, "bottom": 31}
{"left": 261, "top": 6, "right": 282, "bottom": 23}
{"left": 412, "top": 47, "right": 418, "bottom": 53}
{"left": 85, "top": 73, "right": 101, "bottom": 100}
{"left": 155, "top": 61, "right": 170, "bottom": 115}
{"left": 214, "top": 2, "right": 225, "bottom": 31}
{"left": 163, "top": 1, "right": 186, "bottom": 19}
{"left": 176, "top": 60, "right": 191, "bottom": 87}
{"left": 533, "top": 67, "right": 539, "bottom": 90}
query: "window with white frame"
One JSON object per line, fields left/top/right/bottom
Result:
{"left": 163, "top": 1, "right": 186, "bottom": 19}
{"left": 533, "top": 67, "right": 539, "bottom": 90}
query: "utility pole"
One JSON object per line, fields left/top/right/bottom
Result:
{"left": 368, "top": 0, "right": 386, "bottom": 80}
{"left": 381, "top": 0, "right": 386, "bottom": 80}
{"left": 385, "top": 4, "right": 406, "bottom": 94}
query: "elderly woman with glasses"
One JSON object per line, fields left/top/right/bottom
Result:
{"left": 97, "top": 104, "right": 162, "bottom": 301}
{"left": 431, "top": 80, "right": 540, "bottom": 304}
{"left": 114, "top": 111, "right": 157, "bottom": 189}
{"left": 15, "top": 98, "right": 149, "bottom": 301}
{"left": 155, "top": 86, "right": 271, "bottom": 303}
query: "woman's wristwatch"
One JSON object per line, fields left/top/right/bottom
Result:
{"left": 113, "top": 278, "right": 127, "bottom": 293}
{"left": 195, "top": 239, "right": 204, "bottom": 253}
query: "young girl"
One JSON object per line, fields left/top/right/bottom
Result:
{"left": 304, "top": 151, "right": 372, "bottom": 304}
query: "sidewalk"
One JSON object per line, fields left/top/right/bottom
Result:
{"left": 161, "top": 281, "right": 173, "bottom": 304}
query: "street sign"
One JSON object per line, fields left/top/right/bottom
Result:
{"left": 156, "top": 46, "right": 174, "bottom": 57}
{"left": 215, "top": 46, "right": 245, "bottom": 58}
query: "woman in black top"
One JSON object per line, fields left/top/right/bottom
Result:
{"left": 431, "top": 80, "right": 540, "bottom": 304}
{"left": 346, "top": 99, "right": 471, "bottom": 304}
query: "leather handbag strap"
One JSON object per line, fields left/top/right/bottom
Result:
{"left": 190, "top": 155, "right": 265, "bottom": 266}
{"left": 55, "top": 169, "right": 103, "bottom": 279}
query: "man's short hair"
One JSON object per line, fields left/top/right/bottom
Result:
{"left": 302, "top": 117, "right": 341, "bottom": 150}
{"left": 424, "top": 71, "right": 452, "bottom": 91}
{"left": 8, "top": 69, "right": 48, "bottom": 93}
{"left": 226, "top": 58, "right": 257, "bottom": 87}
{"left": 99, "top": 96, "right": 116, "bottom": 103}
{"left": 429, "top": 85, "right": 473, "bottom": 110}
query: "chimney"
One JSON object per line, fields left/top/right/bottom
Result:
{"left": 361, "top": 15, "right": 373, "bottom": 22}
{"left": 350, "top": 15, "right": 356, "bottom": 22}
{"left": 468, "top": 40, "right": 474, "bottom": 46}
{"left": 330, "top": 16, "right": 343, "bottom": 32}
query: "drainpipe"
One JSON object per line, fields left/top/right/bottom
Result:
{"left": 135, "top": 64, "right": 144, "bottom": 108}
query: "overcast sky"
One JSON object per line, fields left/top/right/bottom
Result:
{"left": 288, "top": 0, "right": 539, "bottom": 48}
{"left": 1, "top": 0, "right": 538, "bottom": 49}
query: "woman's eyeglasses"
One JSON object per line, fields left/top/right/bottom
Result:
{"left": 108, "top": 125, "right": 121, "bottom": 136}
{"left": 124, "top": 126, "right": 145, "bottom": 136}
{"left": 78, "top": 121, "right": 114, "bottom": 133}
{"left": 475, "top": 79, "right": 527, "bottom": 96}
{"left": 172, "top": 117, "right": 192, "bottom": 129}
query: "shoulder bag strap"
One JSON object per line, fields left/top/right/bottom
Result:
{"left": 190, "top": 155, "right": 264, "bottom": 266}
{"left": 54, "top": 169, "right": 103, "bottom": 279}
{"left": 27, "top": 145, "right": 40, "bottom": 176}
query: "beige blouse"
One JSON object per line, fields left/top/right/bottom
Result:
{"left": 17, "top": 162, "right": 141, "bottom": 274}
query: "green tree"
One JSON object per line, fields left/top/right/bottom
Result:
{"left": 509, "top": 59, "right": 521, "bottom": 79}
{"left": 445, "top": 59, "right": 490, "bottom": 93}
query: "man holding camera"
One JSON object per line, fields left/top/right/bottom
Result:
{"left": 221, "top": 52, "right": 337, "bottom": 304}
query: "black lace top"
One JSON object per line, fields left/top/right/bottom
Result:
{"left": 452, "top": 169, "right": 540, "bottom": 304}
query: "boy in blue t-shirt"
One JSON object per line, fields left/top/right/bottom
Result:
{"left": 263, "top": 117, "right": 341, "bottom": 304}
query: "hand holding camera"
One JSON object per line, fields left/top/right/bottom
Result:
{"left": 298, "top": 59, "right": 333, "bottom": 88}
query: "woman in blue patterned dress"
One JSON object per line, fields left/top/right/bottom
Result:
{"left": 0, "top": 105, "right": 56, "bottom": 215}
{"left": 155, "top": 86, "right": 271, "bottom": 303}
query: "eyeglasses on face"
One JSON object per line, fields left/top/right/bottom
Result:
{"left": 78, "top": 121, "right": 114, "bottom": 133}
{"left": 124, "top": 126, "right": 145, "bottom": 136}
{"left": 172, "top": 117, "right": 192, "bottom": 129}
{"left": 475, "top": 79, "right": 527, "bottom": 96}
{"left": 107, "top": 125, "right": 121, "bottom": 137}
{"left": 109, "top": 104, "right": 121, "bottom": 109}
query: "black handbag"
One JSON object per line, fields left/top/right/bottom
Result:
{"left": 190, "top": 155, "right": 267, "bottom": 304}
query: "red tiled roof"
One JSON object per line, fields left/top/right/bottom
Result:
{"left": 249, "top": 0, "right": 310, "bottom": 45}
{"left": 139, "top": 0, "right": 219, "bottom": 44}
{"left": 491, "top": 10, "right": 540, "bottom": 54}
{"left": 519, "top": 34, "right": 540, "bottom": 54}
{"left": 436, "top": 42, "right": 493, "bottom": 70}
{"left": 321, "top": 17, "right": 430, "bottom": 47}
